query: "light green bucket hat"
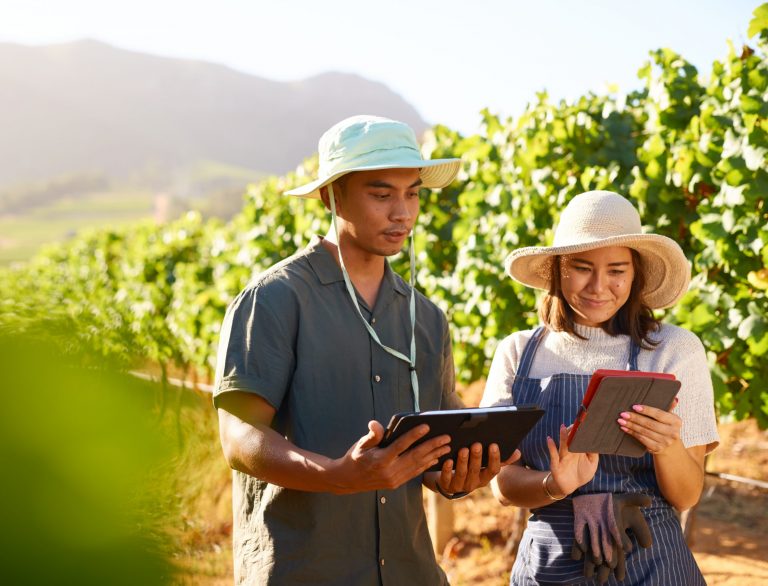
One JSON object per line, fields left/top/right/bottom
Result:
{"left": 284, "top": 114, "right": 461, "bottom": 198}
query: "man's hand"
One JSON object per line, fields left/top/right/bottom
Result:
{"left": 331, "top": 420, "right": 452, "bottom": 494}
{"left": 429, "top": 443, "right": 521, "bottom": 497}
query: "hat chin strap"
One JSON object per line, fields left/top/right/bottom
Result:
{"left": 328, "top": 183, "right": 420, "bottom": 411}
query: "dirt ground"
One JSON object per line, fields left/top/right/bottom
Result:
{"left": 438, "top": 472, "right": 768, "bottom": 585}
{"left": 438, "top": 384, "right": 768, "bottom": 585}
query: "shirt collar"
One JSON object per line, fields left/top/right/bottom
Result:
{"left": 306, "top": 235, "right": 409, "bottom": 296}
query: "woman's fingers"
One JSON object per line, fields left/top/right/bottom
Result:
{"left": 618, "top": 404, "right": 682, "bottom": 454}
{"left": 631, "top": 403, "right": 678, "bottom": 424}
{"left": 559, "top": 424, "right": 570, "bottom": 457}
{"left": 619, "top": 407, "right": 680, "bottom": 436}
{"left": 547, "top": 434, "right": 560, "bottom": 468}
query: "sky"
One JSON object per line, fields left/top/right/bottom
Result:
{"left": 0, "top": 0, "right": 761, "bottom": 135}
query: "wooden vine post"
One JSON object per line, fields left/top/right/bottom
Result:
{"left": 426, "top": 491, "right": 454, "bottom": 555}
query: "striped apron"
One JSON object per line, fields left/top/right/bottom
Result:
{"left": 509, "top": 327, "right": 705, "bottom": 585}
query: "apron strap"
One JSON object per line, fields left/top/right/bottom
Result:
{"left": 511, "top": 326, "right": 547, "bottom": 399}
{"left": 628, "top": 338, "right": 641, "bottom": 371}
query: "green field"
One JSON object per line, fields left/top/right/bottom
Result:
{"left": 0, "top": 190, "right": 155, "bottom": 265}
{"left": 0, "top": 159, "right": 262, "bottom": 266}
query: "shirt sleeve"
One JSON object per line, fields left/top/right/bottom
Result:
{"left": 213, "top": 281, "right": 297, "bottom": 411}
{"left": 659, "top": 326, "right": 720, "bottom": 453}
{"left": 480, "top": 333, "right": 522, "bottom": 408}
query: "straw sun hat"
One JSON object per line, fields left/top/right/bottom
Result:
{"left": 284, "top": 115, "right": 461, "bottom": 199}
{"left": 504, "top": 191, "right": 691, "bottom": 309}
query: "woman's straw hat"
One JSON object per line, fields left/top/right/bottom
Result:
{"left": 504, "top": 191, "right": 691, "bottom": 309}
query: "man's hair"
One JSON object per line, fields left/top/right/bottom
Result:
{"left": 320, "top": 175, "right": 350, "bottom": 211}
{"left": 331, "top": 175, "right": 350, "bottom": 199}
{"left": 538, "top": 249, "right": 660, "bottom": 349}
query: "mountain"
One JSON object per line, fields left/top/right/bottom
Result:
{"left": 0, "top": 40, "right": 428, "bottom": 189}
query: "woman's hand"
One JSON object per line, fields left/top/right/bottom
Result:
{"left": 618, "top": 398, "right": 706, "bottom": 510}
{"left": 617, "top": 398, "right": 682, "bottom": 455}
{"left": 547, "top": 424, "right": 599, "bottom": 496}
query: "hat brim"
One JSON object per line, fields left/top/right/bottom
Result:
{"left": 505, "top": 234, "right": 691, "bottom": 310}
{"left": 284, "top": 158, "right": 461, "bottom": 199}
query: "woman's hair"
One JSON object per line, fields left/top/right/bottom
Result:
{"left": 538, "top": 249, "right": 661, "bottom": 349}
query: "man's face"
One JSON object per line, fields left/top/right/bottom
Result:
{"left": 329, "top": 168, "right": 422, "bottom": 257}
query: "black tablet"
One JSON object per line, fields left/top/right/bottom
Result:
{"left": 379, "top": 405, "right": 544, "bottom": 471}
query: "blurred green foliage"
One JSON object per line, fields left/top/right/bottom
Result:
{"left": 0, "top": 332, "right": 174, "bottom": 584}
{"left": 1, "top": 5, "right": 766, "bottom": 426}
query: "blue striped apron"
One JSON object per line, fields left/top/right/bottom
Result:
{"left": 509, "top": 327, "right": 705, "bottom": 585}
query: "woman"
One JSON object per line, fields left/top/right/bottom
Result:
{"left": 482, "top": 191, "right": 719, "bottom": 585}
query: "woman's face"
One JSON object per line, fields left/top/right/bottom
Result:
{"left": 559, "top": 246, "right": 635, "bottom": 327}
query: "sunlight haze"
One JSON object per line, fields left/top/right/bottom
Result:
{"left": 0, "top": 0, "right": 757, "bottom": 134}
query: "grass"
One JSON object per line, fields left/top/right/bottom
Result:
{"left": 150, "top": 385, "right": 233, "bottom": 584}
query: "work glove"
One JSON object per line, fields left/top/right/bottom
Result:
{"left": 571, "top": 492, "right": 653, "bottom": 583}
{"left": 578, "top": 540, "right": 625, "bottom": 583}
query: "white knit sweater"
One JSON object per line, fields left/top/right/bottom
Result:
{"left": 481, "top": 322, "right": 720, "bottom": 452}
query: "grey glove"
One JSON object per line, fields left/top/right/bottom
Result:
{"left": 613, "top": 493, "right": 653, "bottom": 551}
{"left": 571, "top": 493, "right": 653, "bottom": 583}
{"left": 577, "top": 539, "right": 625, "bottom": 584}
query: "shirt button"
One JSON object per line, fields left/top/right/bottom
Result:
{"left": 380, "top": 559, "right": 385, "bottom": 566}
{"left": 374, "top": 375, "right": 381, "bottom": 383}
{"left": 371, "top": 317, "right": 377, "bottom": 324}
{"left": 380, "top": 496, "right": 386, "bottom": 504}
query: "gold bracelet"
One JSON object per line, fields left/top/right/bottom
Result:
{"left": 542, "top": 472, "right": 566, "bottom": 501}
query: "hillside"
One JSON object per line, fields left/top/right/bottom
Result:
{"left": 0, "top": 40, "right": 428, "bottom": 263}
{"left": 0, "top": 40, "right": 428, "bottom": 188}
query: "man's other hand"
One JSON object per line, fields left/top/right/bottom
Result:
{"left": 331, "top": 420, "right": 451, "bottom": 494}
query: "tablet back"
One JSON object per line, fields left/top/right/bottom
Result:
{"left": 381, "top": 405, "right": 545, "bottom": 471}
{"left": 568, "top": 376, "right": 681, "bottom": 457}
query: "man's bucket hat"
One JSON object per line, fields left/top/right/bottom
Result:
{"left": 285, "top": 115, "right": 461, "bottom": 198}
{"left": 504, "top": 191, "right": 691, "bottom": 309}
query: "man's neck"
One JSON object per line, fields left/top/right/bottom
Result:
{"left": 321, "top": 230, "right": 386, "bottom": 308}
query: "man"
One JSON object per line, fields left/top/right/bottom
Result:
{"left": 214, "top": 115, "right": 516, "bottom": 585}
